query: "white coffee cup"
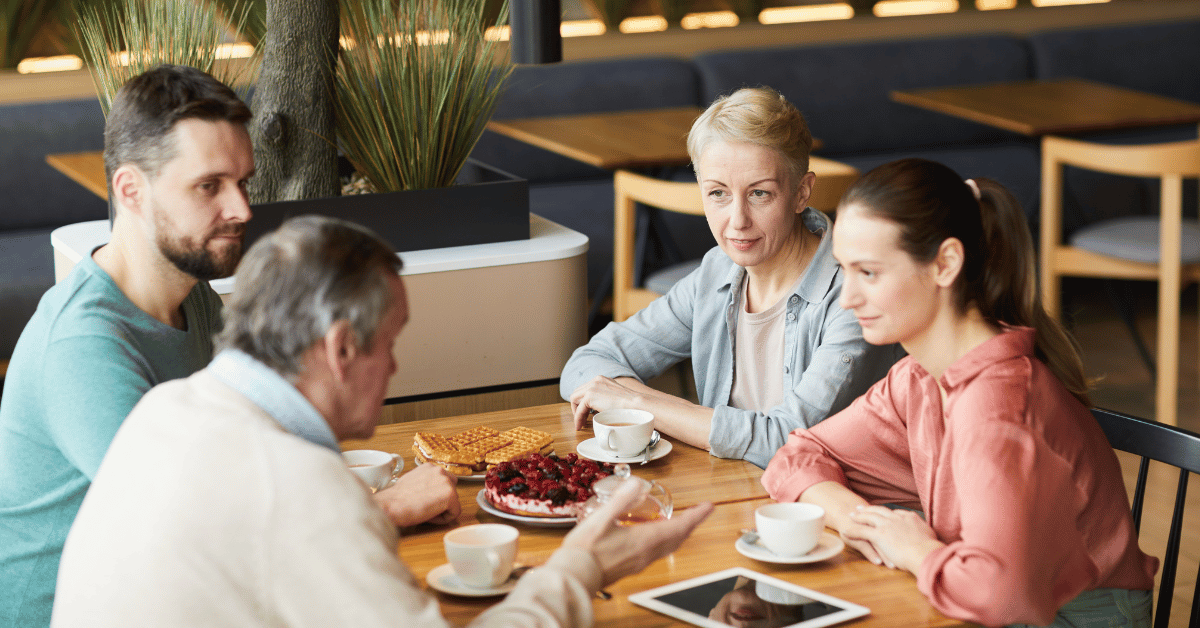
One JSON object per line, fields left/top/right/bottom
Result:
{"left": 343, "top": 449, "right": 402, "bottom": 492}
{"left": 593, "top": 409, "right": 654, "bottom": 457}
{"left": 443, "top": 524, "right": 519, "bottom": 588}
{"left": 755, "top": 502, "right": 825, "bottom": 557}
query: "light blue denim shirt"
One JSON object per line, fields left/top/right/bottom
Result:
{"left": 209, "top": 349, "right": 339, "bottom": 454}
{"left": 560, "top": 208, "right": 902, "bottom": 468}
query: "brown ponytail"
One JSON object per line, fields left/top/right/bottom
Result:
{"left": 841, "top": 159, "right": 1091, "bottom": 405}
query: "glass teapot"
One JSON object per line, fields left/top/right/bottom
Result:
{"left": 577, "top": 463, "right": 673, "bottom": 524}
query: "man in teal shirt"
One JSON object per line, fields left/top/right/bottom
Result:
{"left": 0, "top": 65, "right": 254, "bottom": 627}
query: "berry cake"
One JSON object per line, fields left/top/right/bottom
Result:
{"left": 484, "top": 453, "right": 615, "bottom": 518}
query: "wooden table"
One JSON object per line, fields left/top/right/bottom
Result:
{"left": 45, "top": 150, "right": 107, "bottom": 199}
{"left": 890, "top": 78, "right": 1200, "bottom": 137}
{"left": 487, "top": 106, "right": 822, "bottom": 170}
{"left": 343, "top": 403, "right": 769, "bottom": 509}
{"left": 486, "top": 107, "right": 703, "bottom": 170}
{"left": 346, "top": 403, "right": 971, "bottom": 627}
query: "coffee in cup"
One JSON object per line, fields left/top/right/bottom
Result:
{"left": 443, "top": 524, "right": 519, "bottom": 588}
{"left": 342, "top": 449, "right": 402, "bottom": 492}
{"left": 754, "top": 502, "right": 825, "bottom": 557}
{"left": 593, "top": 409, "right": 654, "bottom": 457}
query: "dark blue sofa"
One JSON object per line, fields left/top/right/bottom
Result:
{"left": 0, "top": 97, "right": 107, "bottom": 362}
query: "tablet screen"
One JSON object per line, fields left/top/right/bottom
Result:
{"left": 629, "top": 568, "right": 869, "bottom": 628}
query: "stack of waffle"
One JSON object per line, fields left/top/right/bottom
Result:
{"left": 412, "top": 426, "right": 553, "bottom": 476}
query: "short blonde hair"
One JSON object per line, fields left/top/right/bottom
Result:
{"left": 687, "top": 87, "right": 813, "bottom": 186}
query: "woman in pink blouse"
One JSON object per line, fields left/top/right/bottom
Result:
{"left": 761, "top": 158, "right": 1157, "bottom": 627}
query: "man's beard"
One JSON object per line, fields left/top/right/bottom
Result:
{"left": 155, "top": 215, "right": 245, "bottom": 281}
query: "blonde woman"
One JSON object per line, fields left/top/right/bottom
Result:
{"left": 763, "top": 159, "right": 1157, "bottom": 627}
{"left": 562, "top": 87, "right": 900, "bottom": 468}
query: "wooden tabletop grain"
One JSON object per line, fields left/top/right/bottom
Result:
{"left": 45, "top": 150, "right": 107, "bottom": 200}
{"left": 486, "top": 107, "right": 703, "bottom": 170}
{"left": 343, "top": 402, "right": 769, "bottom": 509}
{"left": 890, "top": 78, "right": 1200, "bottom": 136}
{"left": 346, "top": 404, "right": 972, "bottom": 628}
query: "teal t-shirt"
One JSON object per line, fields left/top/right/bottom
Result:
{"left": 0, "top": 254, "right": 223, "bottom": 628}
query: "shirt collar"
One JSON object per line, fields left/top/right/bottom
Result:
{"left": 940, "top": 326, "right": 1037, "bottom": 390}
{"left": 718, "top": 207, "right": 838, "bottom": 305}
{"left": 794, "top": 208, "right": 838, "bottom": 305}
{"left": 208, "top": 349, "right": 341, "bottom": 454}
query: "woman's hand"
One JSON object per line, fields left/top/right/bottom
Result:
{"left": 570, "top": 376, "right": 643, "bottom": 429}
{"left": 843, "top": 505, "right": 944, "bottom": 574}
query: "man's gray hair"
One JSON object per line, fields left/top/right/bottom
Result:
{"left": 216, "top": 215, "right": 403, "bottom": 377}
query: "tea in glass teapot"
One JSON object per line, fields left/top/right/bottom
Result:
{"left": 577, "top": 463, "right": 672, "bottom": 524}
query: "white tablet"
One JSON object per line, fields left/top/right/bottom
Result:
{"left": 629, "top": 567, "right": 870, "bottom": 628}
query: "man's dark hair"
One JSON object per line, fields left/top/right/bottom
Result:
{"left": 103, "top": 64, "right": 252, "bottom": 204}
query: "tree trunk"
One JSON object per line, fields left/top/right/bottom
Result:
{"left": 247, "top": 0, "right": 338, "bottom": 204}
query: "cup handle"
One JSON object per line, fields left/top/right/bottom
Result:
{"left": 605, "top": 431, "right": 618, "bottom": 452}
{"left": 385, "top": 454, "right": 402, "bottom": 489}
{"left": 485, "top": 549, "right": 502, "bottom": 579}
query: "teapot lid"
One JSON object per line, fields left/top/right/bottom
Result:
{"left": 593, "top": 463, "right": 651, "bottom": 497}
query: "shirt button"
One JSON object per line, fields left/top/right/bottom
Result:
{"left": 790, "top": 296, "right": 799, "bottom": 304}
{"left": 787, "top": 313, "right": 796, "bottom": 321}
{"left": 842, "top": 355, "right": 852, "bottom": 363}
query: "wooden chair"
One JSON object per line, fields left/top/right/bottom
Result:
{"left": 1092, "top": 408, "right": 1200, "bottom": 628}
{"left": 1041, "top": 137, "right": 1200, "bottom": 426}
{"left": 612, "top": 156, "right": 860, "bottom": 323}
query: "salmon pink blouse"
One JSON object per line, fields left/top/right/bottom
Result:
{"left": 761, "top": 327, "right": 1157, "bottom": 627}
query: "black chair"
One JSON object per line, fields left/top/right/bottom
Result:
{"left": 1092, "top": 408, "right": 1200, "bottom": 628}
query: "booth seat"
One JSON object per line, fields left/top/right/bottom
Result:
{"left": 0, "top": 97, "right": 107, "bottom": 362}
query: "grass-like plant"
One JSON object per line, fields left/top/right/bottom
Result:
{"left": 0, "top": 0, "right": 69, "bottom": 68}
{"left": 208, "top": 0, "right": 265, "bottom": 46}
{"left": 76, "top": 0, "right": 257, "bottom": 115}
{"left": 335, "top": 0, "right": 513, "bottom": 192}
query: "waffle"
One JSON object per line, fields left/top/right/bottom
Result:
{"left": 412, "top": 432, "right": 460, "bottom": 463}
{"left": 447, "top": 426, "right": 499, "bottom": 448}
{"left": 458, "top": 435, "right": 514, "bottom": 461}
{"left": 411, "top": 426, "right": 553, "bottom": 476}
{"left": 411, "top": 443, "right": 476, "bottom": 476}
{"left": 484, "top": 427, "right": 553, "bottom": 466}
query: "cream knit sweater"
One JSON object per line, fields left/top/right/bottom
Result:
{"left": 53, "top": 370, "right": 602, "bottom": 627}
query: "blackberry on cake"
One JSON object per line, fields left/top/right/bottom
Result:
{"left": 484, "top": 453, "right": 614, "bottom": 517}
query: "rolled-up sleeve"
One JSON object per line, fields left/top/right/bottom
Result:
{"left": 559, "top": 261, "right": 702, "bottom": 399}
{"left": 762, "top": 370, "right": 920, "bottom": 505}
{"left": 917, "top": 421, "right": 1096, "bottom": 627}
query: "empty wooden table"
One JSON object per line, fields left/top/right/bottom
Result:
{"left": 487, "top": 106, "right": 823, "bottom": 170}
{"left": 890, "top": 78, "right": 1200, "bottom": 137}
{"left": 486, "top": 107, "right": 702, "bottom": 170}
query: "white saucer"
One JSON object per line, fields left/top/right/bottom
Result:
{"left": 425, "top": 563, "right": 518, "bottom": 597}
{"left": 735, "top": 531, "right": 845, "bottom": 564}
{"left": 576, "top": 438, "right": 672, "bottom": 464}
{"left": 475, "top": 490, "right": 577, "bottom": 527}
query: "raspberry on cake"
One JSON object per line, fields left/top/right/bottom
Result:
{"left": 484, "top": 453, "right": 614, "bottom": 518}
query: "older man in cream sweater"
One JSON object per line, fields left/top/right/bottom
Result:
{"left": 51, "top": 216, "right": 712, "bottom": 627}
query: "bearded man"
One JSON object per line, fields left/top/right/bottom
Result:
{"left": 0, "top": 65, "right": 252, "bottom": 628}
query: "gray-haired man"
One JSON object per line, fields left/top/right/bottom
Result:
{"left": 52, "top": 216, "right": 712, "bottom": 627}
